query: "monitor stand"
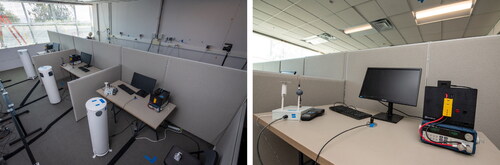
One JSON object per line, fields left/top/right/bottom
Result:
{"left": 372, "top": 102, "right": 404, "bottom": 123}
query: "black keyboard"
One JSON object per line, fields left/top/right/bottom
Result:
{"left": 329, "top": 105, "right": 372, "bottom": 120}
{"left": 78, "top": 67, "right": 89, "bottom": 72}
{"left": 118, "top": 84, "right": 135, "bottom": 95}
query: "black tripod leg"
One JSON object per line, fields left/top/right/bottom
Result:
{"left": 8, "top": 128, "right": 42, "bottom": 146}
{"left": 10, "top": 111, "right": 37, "bottom": 164}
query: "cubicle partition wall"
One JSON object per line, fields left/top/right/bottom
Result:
{"left": 280, "top": 58, "right": 305, "bottom": 75}
{"left": 59, "top": 34, "right": 76, "bottom": 50}
{"left": 0, "top": 44, "right": 45, "bottom": 71}
{"left": 31, "top": 49, "right": 75, "bottom": 81}
{"left": 304, "top": 53, "right": 346, "bottom": 80}
{"left": 68, "top": 65, "right": 122, "bottom": 121}
{"left": 74, "top": 37, "right": 93, "bottom": 56}
{"left": 120, "top": 48, "right": 169, "bottom": 85}
{"left": 92, "top": 41, "right": 122, "bottom": 69}
{"left": 47, "top": 31, "right": 60, "bottom": 44}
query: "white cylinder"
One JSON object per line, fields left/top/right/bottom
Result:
{"left": 18, "top": 49, "right": 37, "bottom": 79}
{"left": 86, "top": 97, "right": 110, "bottom": 157}
{"left": 37, "top": 66, "right": 61, "bottom": 104}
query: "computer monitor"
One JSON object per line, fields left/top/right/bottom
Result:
{"left": 80, "top": 52, "right": 92, "bottom": 68}
{"left": 131, "top": 72, "right": 157, "bottom": 94}
{"left": 53, "top": 43, "right": 60, "bottom": 51}
{"left": 359, "top": 68, "right": 422, "bottom": 123}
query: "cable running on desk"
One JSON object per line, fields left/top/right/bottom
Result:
{"left": 314, "top": 124, "right": 370, "bottom": 165}
{"left": 257, "top": 115, "right": 287, "bottom": 165}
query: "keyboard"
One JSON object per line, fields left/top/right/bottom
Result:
{"left": 118, "top": 84, "right": 135, "bottom": 95}
{"left": 78, "top": 67, "right": 89, "bottom": 72}
{"left": 136, "top": 89, "right": 148, "bottom": 98}
{"left": 329, "top": 105, "right": 372, "bottom": 120}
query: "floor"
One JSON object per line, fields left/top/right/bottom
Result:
{"left": 0, "top": 67, "right": 211, "bottom": 165}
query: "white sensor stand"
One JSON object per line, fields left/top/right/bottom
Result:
{"left": 272, "top": 81, "right": 311, "bottom": 120}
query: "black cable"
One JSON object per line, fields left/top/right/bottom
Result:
{"left": 257, "top": 115, "right": 288, "bottom": 165}
{"left": 378, "top": 101, "right": 423, "bottom": 119}
{"left": 313, "top": 124, "right": 369, "bottom": 165}
{"left": 179, "top": 133, "right": 201, "bottom": 159}
{"left": 110, "top": 120, "right": 136, "bottom": 138}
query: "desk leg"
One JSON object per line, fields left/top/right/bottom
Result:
{"left": 299, "top": 151, "right": 304, "bottom": 165}
{"left": 111, "top": 104, "right": 117, "bottom": 124}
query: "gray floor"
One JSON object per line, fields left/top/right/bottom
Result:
{"left": 0, "top": 67, "right": 211, "bottom": 165}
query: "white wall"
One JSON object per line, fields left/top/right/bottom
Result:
{"left": 97, "top": 0, "right": 246, "bottom": 69}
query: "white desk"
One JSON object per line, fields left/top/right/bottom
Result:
{"left": 254, "top": 105, "right": 500, "bottom": 165}
{"left": 61, "top": 63, "right": 101, "bottom": 78}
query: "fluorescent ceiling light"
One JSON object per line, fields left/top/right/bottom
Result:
{"left": 414, "top": 0, "right": 474, "bottom": 25}
{"left": 302, "top": 36, "right": 328, "bottom": 45}
{"left": 302, "top": 33, "right": 335, "bottom": 45}
{"left": 344, "top": 24, "right": 373, "bottom": 34}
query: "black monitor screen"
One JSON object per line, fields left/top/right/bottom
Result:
{"left": 81, "top": 52, "right": 92, "bottom": 67}
{"left": 359, "top": 68, "right": 422, "bottom": 106}
{"left": 131, "top": 72, "right": 156, "bottom": 94}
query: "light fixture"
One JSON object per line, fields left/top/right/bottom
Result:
{"left": 344, "top": 24, "right": 373, "bottom": 34}
{"left": 302, "top": 33, "right": 335, "bottom": 45}
{"left": 414, "top": 0, "right": 475, "bottom": 25}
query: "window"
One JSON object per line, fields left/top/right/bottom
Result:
{"left": 251, "top": 33, "right": 320, "bottom": 63}
{"left": 0, "top": 2, "right": 93, "bottom": 49}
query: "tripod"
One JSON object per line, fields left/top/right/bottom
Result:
{"left": 0, "top": 80, "right": 39, "bottom": 165}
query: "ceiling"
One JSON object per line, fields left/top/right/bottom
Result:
{"left": 253, "top": 0, "right": 500, "bottom": 54}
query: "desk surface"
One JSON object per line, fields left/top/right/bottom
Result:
{"left": 61, "top": 63, "right": 101, "bottom": 78}
{"left": 254, "top": 105, "right": 500, "bottom": 165}
{"left": 97, "top": 80, "right": 175, "bottom": 129}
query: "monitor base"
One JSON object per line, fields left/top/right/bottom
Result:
{"left": 372, "top": 113, "right": 404, "bottom": 123}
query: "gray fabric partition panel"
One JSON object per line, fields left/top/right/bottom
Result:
{"left": 47, "top": 31, "right": 60, "bottom": 44}
{"left": 253, "top": 70, "right": 345, "bottom": 114}
{"left": 260, "top": 61, "right": 280, "bottom": 73}
{"left": 59, "top": 34, "right": 76, "bottom": 50}
{"left": 92, "top": 41, "right": 122, "bottom": 69}
{"left": 0, "top": 44, "right": 45, "bottom": 71}
{"left": 253, "top": 70, "right": 299, "bottom": 114}
{"left": 68, "top": 65, "right": 121, "bottom": 121}
{"left": 214, "top": 101, "right": 246, "bottom": 165}
{"left": 280, "top": 58, "right": 304, "bottom": 75}
{"left": 162, "top": 57, "right": 246, "bottom": 144}
{"left": 253, "top": 63, "right": 264, "bottom": 71}
{"left": 74, "top": 37, "right": 93, "bottom": 57}
{"left": 344, "top": 44, "right": 428, "bottom": 117}
{"left": 31, "top": 49, "right": 75, "bottom": 81}
{"left": 304, "top": 53, "right": 346, "bottom": 80}
{"left": 427, "top": 35, "right": 500, "bottom": 148}
{"left": 121, "top": 47, "right": 168, "bottom": 86}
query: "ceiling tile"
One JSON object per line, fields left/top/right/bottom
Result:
{"left": 376, "top": 0, "right": 411, "bottom": 16}
{"left": 422, "top": 33, "right": 441, "bottom": 42}
{"left": 342, "top": 37, "right": 368, "bottom": 49}
{"left": 274, "top": 12, "right": 307, "bottom": 27}
{"left": 333, "top": 40, "right": 357, "bottom": 50}
{"left": 389, "top": 12, "right": 417, "bottom": 29}
{"left": 352, "top": 35, "right": 379, "bottom": 48}
{"left": 257, "top": 22, "right": 290, "bottom": 34}
{"left": 285, "top": 6, "right": 318, "bottom": 22}
{"left": 442, "top": 31, "right": 464, "bottom": 40}
{"left": 442, "top": 17, "right": 470, "bottom": 32}
{"left": 366, "top": 33, "right": 391, "bottom": 47}
{"left": 297, "top": 0, "right": 332, "bottom": 18}
{"left": 254, "top": 17, "right": 265, "bottom": 25}
{"left": 336, "top": 7, "right": 367, "bottom": 26}
{"left": 255, "top": 1, "right": 283, "bottom": 16}
{"left": 315, "top": 0, "right": 351, "bottom": 13}
{"left": 323, "top": 14, "right": 350, "bottom": 30}
{"left": 262, "top": 0, "right": 293, "bottom": 10}
{"left": 288, "top": 28, "right": 314, "bottom": 38}
{"left": 380, "top": 29, "right": 406, "bottom": 45}
{"left": 268, "top": 17, "right": 296, "bottom": 30}
{"left": 464, "top": 26, "right": 491, "bottom": 37}
{"left": 345, "top": 0, "right": 370, "bottom": 6}
{"left": 472, "top": 0, "right": 500, "bottom": 15}
{"left": 419, "top": 22, "right": 441, "bottom": 35}
{"left": 408, "top": 0, "right": 442, "bottom": 11}
{"left": 299, "top": 24, "right": 324, "bottom": 35}
{"left": 254, "top": 8, "right": 273, "bottom": 21}
{"left": 399, "top": 26, "right": 423, "bottom": 44}
{"left": 355, "top": 0, "right": 387, "bottom": 22}
{"left": 467, "top": 11, "right": 500, "bottom": 29}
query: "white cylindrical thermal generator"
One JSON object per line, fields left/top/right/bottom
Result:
{"left": 37, "top": 66, "right": 61, "bottom": 104}
{"left": 17, "top": 49, "right": 37, "bottom": 79}
{"left": 86, "top": 97, "right": 111, "bottom": 158}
